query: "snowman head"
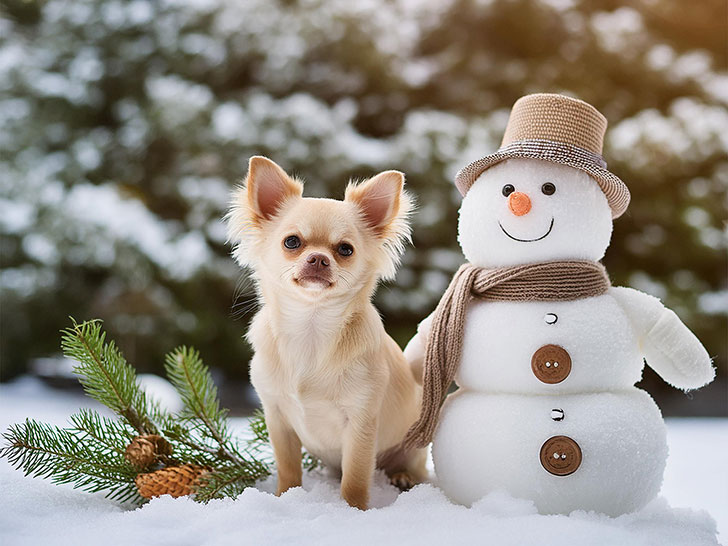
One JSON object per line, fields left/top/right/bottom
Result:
{"left": 458, "top": 158, "right": 613, "bottom": 268}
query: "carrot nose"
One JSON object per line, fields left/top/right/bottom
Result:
{"left": 508, "top": 192, "right": 531, "bottom": 216}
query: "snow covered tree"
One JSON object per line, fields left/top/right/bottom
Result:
{"left": 1, "top": 0, "right": 724, "bottom": 414}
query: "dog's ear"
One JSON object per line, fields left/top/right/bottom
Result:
{"left": 345, "top": 170, "right": 406, "bottom": 235}
{"left": 345, "top": 170, "right": 412, "bottom": 280}
{"left": 246, "top": 156, "right": 302, "bottom": 221}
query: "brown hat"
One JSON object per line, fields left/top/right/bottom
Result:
{"left": 455, "top": 93, "right": 630, "bottom": 218}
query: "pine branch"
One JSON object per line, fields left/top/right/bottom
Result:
{"left": 2, "top": 319, "right": 318, "bottom": 506}
{"left": 164, "top": 347, "right": 226, "bottom": 428}
{"left": 248, "top": 409, "right": 269, "bottom": 443}
{"left": 164, "top": 347, "right": 247, "bottom": 467}
{"left": 0, "top": 419, "right": 142, "bottom": 504}
{"left": 193, "top": 463, "right": 269, "bottom": 503}
{"left": 61, "top": 319, "right": 156, "bottom": 435}
{"left": 161, "top": 422, "right": 227, "bottom": 467}
{"left": 69, "top": 409, "right": 136, "bottom": 457}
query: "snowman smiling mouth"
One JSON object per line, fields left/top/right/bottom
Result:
{"left": 498, "top": 218, "right": 555, "bottom": 242}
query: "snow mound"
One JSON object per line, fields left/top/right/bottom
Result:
{"left": 0, "top": 462, "right": 719, "bottom": 546}
{"left": 0, "top": 377, "right": 722, "bottom": 546}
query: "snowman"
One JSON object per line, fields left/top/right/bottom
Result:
{"left": 401, "top": 93, "right": 715, "bottom": 516}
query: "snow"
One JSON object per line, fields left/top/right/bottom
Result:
{"left": 136, "top": 374, "right": 184, "bottom": 414}
{"left": 63, "top": 183, "right": 213, "bottom": 279}
{"left": 0, "top": 199, "right": 35, "bottom": 234}
{"left": 590, "top": 8, "right": 644, "bottom": 54}
{"left": 145, "top": 75, "right": 215, "bottom": 127}
{"left": 0, "top": 376, "right": 724, "bottom": 545}
{"left": 212, "top": 102, "right": 252, "bottom": 143}
{"left": 698, "top": 290, "right": 728, "bottom": 315}
{"left": 608, "top": 99, "right": 728, "bottom": 168}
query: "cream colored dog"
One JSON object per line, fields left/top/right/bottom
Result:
{"left": 227, "top": 156, "right": 426, "bottom": 510}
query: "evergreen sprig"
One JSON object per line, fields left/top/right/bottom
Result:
{"left": 194, "top": 463, "right": 265, "bottom": 503}
{"left": 61, "top": 319, "right": 156, "bottom": 435}
{"left": 69, "top": 409, "right": 137, "bottom": 459}
{"left": 1, "top": 318, "right": 318, "bottom": 506}
{"left": 164, "top": 347, "right": 233, "bottom": 454}
{"left": 1, "top": 418, "right": 141, "bottom": 503}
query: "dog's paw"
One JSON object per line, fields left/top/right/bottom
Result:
{"left": 389, "top": 471, "right": 417, "bottom": 492}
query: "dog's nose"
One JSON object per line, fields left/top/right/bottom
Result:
{"left": 306, "top": 253, "right": 330, "bottom": 268}
{"left": 508, "top": 191, "right": 531, "bottom": 216}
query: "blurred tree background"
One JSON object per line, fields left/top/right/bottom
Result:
{"left": 1, "top": 0, "right": 725, "bottom": 414}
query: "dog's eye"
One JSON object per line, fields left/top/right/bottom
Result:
{"left": 502, "top": 184, "right": 515, "bottom": 197}
{"left": 337, "top": 243, "right": 354, "bottom": 257}
{"left": 283, "top": 235, "right": 301, "bottom": 249}
{"left": 541, "top": 182, "right": 556, "bottom": 196}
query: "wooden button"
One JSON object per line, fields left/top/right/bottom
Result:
{"left": 531, "top": 344, "right": 571, "bottom": 384}
{"left": 540, "top": 435, "right": 582, "bottom": 476}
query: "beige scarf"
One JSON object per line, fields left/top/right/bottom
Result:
{"left": 378, "top": 260, "right": 610, "bottom": 468}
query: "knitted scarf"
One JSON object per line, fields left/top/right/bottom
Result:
{"left": 378, "top": 260, "right": 611, "bottom": 468}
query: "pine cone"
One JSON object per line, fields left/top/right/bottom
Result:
{"left": 135, "top": 464, "right": 207, "bottom": 499}
{"left": 125, "top": 435, "right": 172, "bottom": 468}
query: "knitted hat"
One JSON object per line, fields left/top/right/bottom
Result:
{"left": 455, "top": 93, "right": 630, "bottom": 218}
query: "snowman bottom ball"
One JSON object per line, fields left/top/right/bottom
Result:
{"left": 432, "top": 389, "right": 667, "bottom": 516}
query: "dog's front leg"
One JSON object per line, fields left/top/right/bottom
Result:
{"left": 265, "top": 407, "right": 302, "bottom": 495}
{"left": 340, "top": 414, "right": 377, "bottom": 510}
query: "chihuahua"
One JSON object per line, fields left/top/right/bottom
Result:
{"left": 227, "top": 156, "right": 427, "bottom": 510}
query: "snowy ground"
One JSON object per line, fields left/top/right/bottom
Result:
{"left": 0, "top": 377, "right": 725, "bottom": 546}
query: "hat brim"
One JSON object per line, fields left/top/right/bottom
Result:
{"left": 455, "top": 151, "right": 630, "bottom": 219}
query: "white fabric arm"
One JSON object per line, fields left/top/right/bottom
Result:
{"left": 610, "top": 286, "right": 715, "bottom": 390}
{"left": 403, "top": 312, "right": 434, "bottom": 385}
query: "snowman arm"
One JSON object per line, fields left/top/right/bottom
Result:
{"left": 403, "top": 312, "right": 435, "bottom": 385}
{"left": 610, "top": 286, "right": 715, "bottom": 390}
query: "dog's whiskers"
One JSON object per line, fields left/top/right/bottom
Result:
{"left": 337, "top": 269, "right": 355, "bottom": 281}
{"left": 230, "top": 273, "right": 259, "bottom": 320}
{"left": 231, "top": 276, "right": 260, "bottom": 320}
{"left": 231, "top": 297, "right": 259, "bottom": 320}
{"left": 337, "top": 272, "right": 353, "bottom": 289}
{"left": 279, "top": 265, "right": 295, "bottom": 282}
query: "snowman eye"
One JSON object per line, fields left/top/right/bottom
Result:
{"left": 502, "top": 184, "right": 515, "bottom": 197}
{"left": 541, "top": 183, "right": 556, "bottom": 195}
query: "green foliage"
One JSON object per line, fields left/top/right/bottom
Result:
{"left": 61, "top": 319, "right": 157, "bottom": 435}
{"left": 1, "top": 318, "right": 319, "bottom": 505}
{"left": 1, "top": 418, "right": 141, "bottom": 504}
{"left": 164, "top": 346, "right": 229, "bottom": 439}
{"left": 161, "top": 345, "right": 282, "bottom": 499}
{"left": 248, "top": 409, "right": 269, "bottom": 444}
{"left": 69, "top": 408, "right": 138, "bottom": 457}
